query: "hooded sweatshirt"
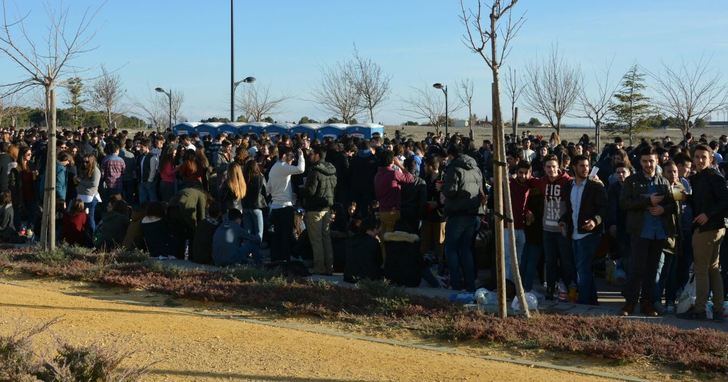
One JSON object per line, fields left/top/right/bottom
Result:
{"left": 303, "top": 160, "right": 337, "bottom": 211}
{"left": 529, "top": 172, "right": 572, "bottom": 232}
{"left": 442, "top": 154, "right": 484, "bottom": 217}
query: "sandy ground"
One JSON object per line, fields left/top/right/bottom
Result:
{"left": 0, "top": 278, "right": 619, "bottom": 382}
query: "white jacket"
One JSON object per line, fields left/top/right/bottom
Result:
{"left": 267, "top": 151, "right": 305, "bottom": 209}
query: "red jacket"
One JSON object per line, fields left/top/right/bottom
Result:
{"left": 509, "top": 178, "right": 531, "bottom": 229}
{"left": 62, "top": 212, "right": 87, "bottom": 246}
{"left": 528, "top": 172, "right": 573, "bottom": 232}
{"left": 374, "top": 165, "right": 414, "bottom": 212}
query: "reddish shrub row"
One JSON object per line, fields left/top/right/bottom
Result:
{"left": 1, "top": 251, "right": 727, "bottom": 373}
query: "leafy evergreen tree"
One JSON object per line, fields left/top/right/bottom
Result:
{"left": 608, "top": 65, "right": 653, "bottom": 145}
{"left": 65, "top": 77, "right": 85, "bottom": 128}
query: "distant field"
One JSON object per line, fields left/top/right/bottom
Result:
{"left": 385, "top": 125, "right": 728, "bottom": 146}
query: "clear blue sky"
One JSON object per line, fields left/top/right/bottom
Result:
{"left": 2, "top": 0, "right": 727, "bottom": 125}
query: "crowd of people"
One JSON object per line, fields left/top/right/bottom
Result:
{"left": 0, "top": 125, "right": 727, "bottom": 321}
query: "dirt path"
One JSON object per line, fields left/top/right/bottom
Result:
{"left": 0, "top": 278, "right": 619, "bottom": 382}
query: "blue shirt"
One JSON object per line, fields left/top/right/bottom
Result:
{"left": 640, "top": 176, "right": 667, "bottom": 240}
{"left": 570, "top": 179, "right": 590, "bottom": 240}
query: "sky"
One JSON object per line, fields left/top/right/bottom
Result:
{"left": 1, "top": 0, "right": 728, "bottom": 126}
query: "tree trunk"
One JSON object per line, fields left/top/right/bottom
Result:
{"left": 491, "top": 82, "right": 507, "bottom": 319}
{"left": 594, "top": 120, "right": 601, "bottom": 156}
{"left": 40, "top": 85, "right": 58, "bottom": 251}
{"left": 501, "top": 173, "right": 531, "bottom": 317}
{"left": 468, "top": 104, "right": 474, "bottom": 140}
{"left": 369, "top": 104, "right": 375, "bottom": 124}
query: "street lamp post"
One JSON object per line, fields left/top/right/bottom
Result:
{"left": 433, "top": 83, "right": 448, "bottom": 136}
{"left": 155, "top": 87, "right": 172, "bottom": 132}
{"left": 232, "top": 76, "right": 256, "bottom": 122}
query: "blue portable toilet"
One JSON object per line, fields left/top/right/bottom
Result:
{"left": 195, "top": 122, "right": 223, "bottom": 138}
{"left": 173, "top": 122, "right": 200, "bottom": 136}
{"left": 263, "top": 123, "right": 292, "bottom": 138}
{"left": 219, "top": 122, "right": 245, "bottom": 136}
{"left": 241, "top": 122, "right": 271, "bottom": 136}
{"left": 291, "top": 123, "right": 320, "bottom": 139}
{"left": 346, "top": 123, "right": 384, "bottom": 139}
{"left": 317, "top": 123, "right": 348, "bottom": 140}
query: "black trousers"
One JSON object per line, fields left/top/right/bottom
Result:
{"left": 270, "top": 206, "right": 295, "bottom": 262}
{"left": 624, "top": 236, "right": 665, "bottom": 304}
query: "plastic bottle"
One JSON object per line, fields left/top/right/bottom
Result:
{"left": 449, "top": 292, "right": 475, "bottom": 304}
{"left": 567, "top": 282, "right": 578, "bottom": 303}
{"left": 557, "top": 282, "right": 568, "bottom": 302}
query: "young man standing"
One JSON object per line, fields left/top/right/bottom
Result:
{"left": 303, "top": 145, "right": 337, "bottom": 274}
{"left": 505, "top": 160, "right": 531, "bottom": 282}
{"left": 619, "top": 146, "right": 675, "bottom": 317}
{"left": 268, "top": 147, "right": 305, "bottom": 262}
{"left": 374, "top": 150, "right": 414, "bottom": 234}
{"left": 137, "top": 139, "right": 159, "bottom": 205}
{"left": 532, "top": 154, "right": 574, "bottom": 299}
{"left": 442, "top": 144, "right": 485, "bottom": 292}
{"left": 679, "top": 144, "right": 728, "bottom": 321}
{"left": 560, "top": 155, "right": 606, "bottom": 305}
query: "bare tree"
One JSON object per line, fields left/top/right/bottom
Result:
{"left": 402, "top": 85, "right": 462, "bottom": 133}
{"left": 313, "top": 62, "right": 364, "bottom": 124}
{"left": 89, "top": 66, "right": 124, "bottom": 128}
{"left": 237, "top": 84, "right": 286, "bottom": 122}
{"left": 460, "top": 0, "right": 528, "bottom": 319}
{"left": 504, "top": 67, "right": 525, "bottom": 137}
{"left": 524, "top": 46, "right": 582, "bottom": 136}
{"left": 171, "top": 90, "right": 184, "bottom": 124}
{"left": 457, "top": 78, "right": 475, "bottom": 139}
{"left": 0, "top": 1, "right": 98, "bottom": 251}
{"left": 134, "top": 90, "right": 168, "bottom": 130}
{"left": 579, "top": 60, "right": 619, "bottom": 153}
{"left": 349, "top": 47, "right": 391, "bottom": 123}
{"left": 0, "top": 93, "right": 21, "bottom": 128}
{"left": 651, "top": 57, "right": 728, "bottom": 139}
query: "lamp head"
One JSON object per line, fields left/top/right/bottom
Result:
{"left": 155, "top": 87, "right": 164, "bottom": 93}
{"left": 243, "top": 76, "right": 256, "bottom": 83}
{"left": 432, "top": 83, "right": 444, "bottom": 90}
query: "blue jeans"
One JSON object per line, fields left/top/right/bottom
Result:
{"left": 138, "top": 181, "right": 158, "bottom": 205}
{"left": 654, "top": 251, "right": 677, "bottom": 305}
{"left": 243, "top": 208, "right": 264, "bottom": 242}
{"left": 83, "top": 198, "right": 98, "bottom": 233}
{"left": 675, "top": 230, "right": 693, "bottom": 293}
{"left": 445, "top": 215, "right": 480, "bottom": 291}
{"left": 543, "top": 231, "right": 575, "bottom": 289}
{"left": 520, "top": 243, "right": 542, "bottom": 292}
{"left": 573, "top": 233, "right": 601, "bottom": 305}
{"left": 504, "top": 228, "right": 526, "bottom": 282}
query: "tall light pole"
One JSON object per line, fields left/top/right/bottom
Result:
{"left": 433, "top": 83, "right": 448, "bottom": 136}
{"left": 230, "top": 0, "right": 235, "bottom": 122}
{"left": 232, "top": 76, "right": 256, "bottom": 122}
{"left": 155, "top": 87, "right": 172, "bottom": 132}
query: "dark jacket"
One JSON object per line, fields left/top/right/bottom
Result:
{"left": 218, "top": 183, "right": 243, "bottom": 213}
{"left": 689, "top": 168, "right": 728, "bottom": 233}
{"left": 0, "top": 153, "right": 12, "bottom": 193}
{"left": 169, "top": 186, "right": 207, "bottom": 231}
{"left": 560, "top": 179, "right": 607, "bottom": 236}
{"left": 619, "top": 171, "right": 676, "bottom": 237}
{"left": 442, "top": 154, "right": 484, "bottom": 217}
{"left": 95, "top": 211, "right": 129, "bottom": 248}
{"left": 140, "top": 217, "right": 174, "bottom": 257}
{"left": 400, "top": 176, "right": 427, "bottom": 227}
{"left": 191, "top": 218, "right": 219, "bottom": 264}
{"left": 242, "top": 174, "right": 267, "bottom": 210}
{"left": 303, "top": 161, "right": 337, "bottom": 211}
{"left": 344, "top": 232, "right": 383, "bottom": 283}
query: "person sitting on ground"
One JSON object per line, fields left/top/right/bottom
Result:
{"left": 212, "top": 208, "right": 261, "bottom": 267}
{"left": 95, "top": 199, "right": 131, "bottom": 250}
{"left": 62, "top": 199, "right": 88, "bottom": 247}
{"left": 344, "top": 217, "right": 383, "bottom": 283}
{"left": 141, "top": 201, "right": 174, "bottom": 259}
{"left": 191, "top": 203, "right": 221, "bottom": 265}
{"left": 0, "top": 191, "right": 21, "bottom": 243}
